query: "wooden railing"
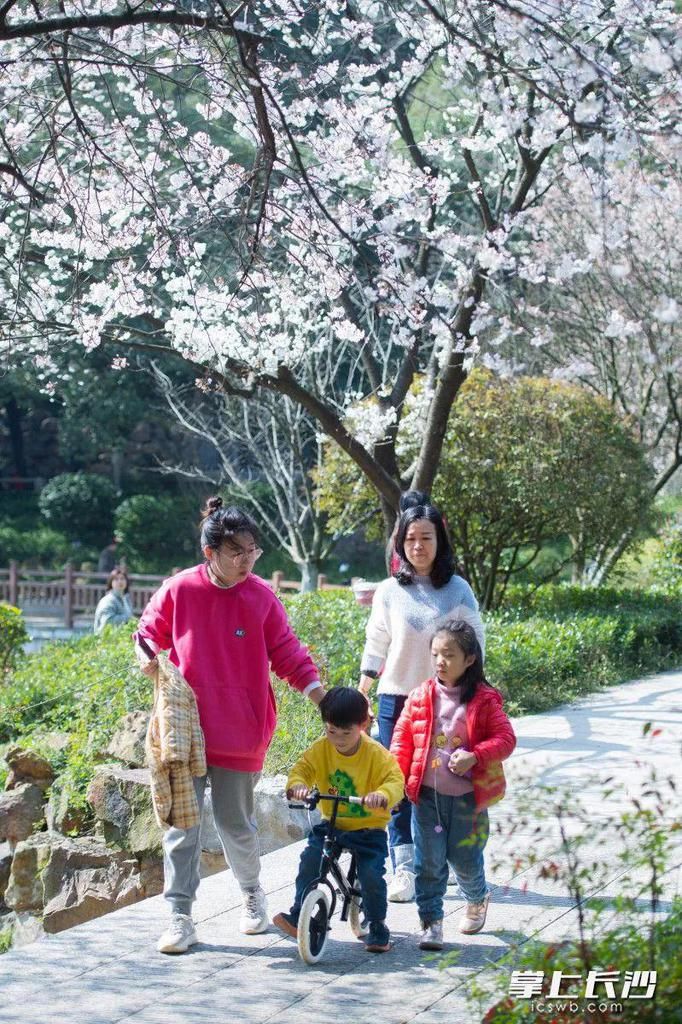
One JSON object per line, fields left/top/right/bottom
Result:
{"left": 0, "top": 563, "right": 361, "bottom": 627}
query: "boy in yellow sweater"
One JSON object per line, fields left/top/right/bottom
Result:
{"left": 273, "top": 687, "right": 405, "bottom": 953}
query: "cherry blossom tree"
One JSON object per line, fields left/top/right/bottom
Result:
{"left": 488, "top": 156, "right": 682, "bottom": 577}
{"left": 1, "top": 1, "right": 679, "bottom": 535}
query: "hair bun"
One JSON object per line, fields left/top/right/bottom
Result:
{"left": 202, "top": 495, "right": 224, "bottom": 518}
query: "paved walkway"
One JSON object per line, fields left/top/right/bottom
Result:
{"left": 2, "top": 670, "right": 681, "bottom": 1024}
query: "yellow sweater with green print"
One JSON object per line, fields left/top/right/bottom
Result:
{"left": 286, "top": 733, "right": 405, "bottom": 831}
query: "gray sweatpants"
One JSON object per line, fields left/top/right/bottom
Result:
{"left": 163, "top": 767, "right": 261, "bottom": 915}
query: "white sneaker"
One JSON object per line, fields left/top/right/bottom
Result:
{"left": 387, "top": 868, "right": 415, "bottom": 903}
{"left": 240, "top": 885, "right": 268, "bottom": 934}
{"left": 157, "top": 912, "right": 198, "bottom": 954}
{"left": 419, "top": 919, "right": 444, "bottom": 951}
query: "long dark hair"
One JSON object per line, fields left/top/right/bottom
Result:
{"left": 200, "top": 497, "right": 260, "bottom": 551}
{"left": 394, "top": 504, "right": 455, "bottom": 588}
{"left": 431, "top": 618, "right": 489, "bottom": 703}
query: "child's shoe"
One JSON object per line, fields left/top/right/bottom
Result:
{"left": 272, "top": 911, "right": 298, "bottom": 938}
{"left": 459, "top": 892, "right": 490, "bottom": 934}
{"left": 364, "top": 921, "right": 392, "bottom": 953}
{"left": 418, "top": 919, "right": 443, "bottom": 950}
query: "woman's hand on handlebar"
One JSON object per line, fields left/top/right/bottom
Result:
{"left": 287, "top": 785, "right": 310, "bottom": 801}
{"left": 362, "top": 791, "right": 388, "bottom": 810}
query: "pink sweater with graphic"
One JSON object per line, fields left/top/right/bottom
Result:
{"left": 137, "top": 564, "right": 319, "bottom": 771}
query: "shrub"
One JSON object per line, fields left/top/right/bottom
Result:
{"left": 39, "top": 473, "right": 117, "bottom": 547}
{"left": 0, "top": 525, "right": 76, "bottom": 568}
{"left": 0, "top": 621, "right": 149, "bottom": 818}
{"left": 502, "top": 583, "right": 681, "bottom": 618}
{"left": 650, "top": 518, "right": 682, "bottom": 594}
{"left": 282, "top": 589, "right": 369, "bottom": 689}
{"left": 1, "top": 583, "right": 680, "bottom": 820}
{"left": 0, "top": 604, "right": 28, "bottom": 675}
{"left": 114, "top": 494, "right": 200, "bottom": 572}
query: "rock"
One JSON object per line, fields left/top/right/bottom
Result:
{"left": 200, "top": 850, "right": 227, "bottom": 878}
{"left": 5, "top": 832, "right": 143, "bottom": 934}
{"left": 4, "top": 747, "right": 54, "bottom": 792}
{"left": 45, "top": 783, "right": 89, "bottom": 836}
{"left": 41, "top": 836, "right": 142, "bottom": 933}
{"left": 5, "top": 910, "right": 45, "bottom": 948}
{"left": 37, "top": 732, "right": 72, "bottom": 755}
{"left": 87, "top": 765, "right": 163, "bottom": 857}
{"left": 254, "top": 774, "right": 319, "bottom": 854}
{"left": 138, "top": 856, "right": 164, "bottom": 898}
{"left": 0, "top": 783, "right": 46, "bottom": 847}
{"left": 4, "top": 833, "right": 54, "bottom": 912}
{"left": 105, "top": 711, "right": 150, "bottom": 768}
{"left": 0, "top": 841, "right": 12, "bottom": 903}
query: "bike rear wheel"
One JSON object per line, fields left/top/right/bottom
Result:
{"left": 298, "top": 887, "right": 331, "bottom": 965}
{"left": 348, "top": 895, "right": 367, "bottom": 939}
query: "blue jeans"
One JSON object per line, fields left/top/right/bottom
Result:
{"left": 413, "top": 786, "right": 489, "bottom": 924}
{"left": 289, "top": 823, "right": 388, "bottom": 925}
{"left": 377, "top": 693, "right": 413, "bottom": 861}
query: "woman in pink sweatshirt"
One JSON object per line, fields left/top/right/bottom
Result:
{"left": 136, "top": 498, "right": 324, "bottom": 955}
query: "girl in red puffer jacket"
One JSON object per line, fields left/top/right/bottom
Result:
{"left": 390, "top": 619, "right": 516, "bottom": 952}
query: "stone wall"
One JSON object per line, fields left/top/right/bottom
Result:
{"left": 0, "top": 714, "right": 319, "bottom": 950}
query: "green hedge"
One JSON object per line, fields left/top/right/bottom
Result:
{"left": 0, "top": 603, "right": 28, "bottom": 675}
{"left": 1, "top": 585, "right": 681, "bottom": 806}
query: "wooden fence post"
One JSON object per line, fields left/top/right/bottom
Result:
{"left": 317, "top": 574, "right": 327, "bottom": 590}
{"left": 9, "top": 560, "right": 18, "bottom": 606}
{"left": 64, "top": 562, "right": 74, "bottom": 629}
{"left": 271, "top": 570, "right": 284, "bottom": 591}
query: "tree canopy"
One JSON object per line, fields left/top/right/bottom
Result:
{"left": 1, "top": 0, "right": 678, "bottom": 535}
{"left": 316, "top": 370, "right": 653, "bottom": 605}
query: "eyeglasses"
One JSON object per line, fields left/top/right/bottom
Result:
{"left": 222, "top": 546, "right": 263, "bottom": 566}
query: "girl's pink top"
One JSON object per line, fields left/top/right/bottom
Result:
{"left": 137, "top": 564, "right": 319, "bottom": 771}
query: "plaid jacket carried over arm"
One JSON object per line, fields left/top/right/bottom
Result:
{"left": 145, "top": 654, "right": 207, "bottom": 831}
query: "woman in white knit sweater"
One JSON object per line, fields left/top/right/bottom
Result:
{"left": 359, "top": 503, "right": 484, "bottom": 902}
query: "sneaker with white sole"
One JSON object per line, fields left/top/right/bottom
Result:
{"left": 418, "top": 919, "right": 443, "bottom": 951}
{"left": 157, "top": 912, "right": 198, "bottom": 954}
{"left": 459, "top": 892, "right": 490, "bottom": 934}
{"left": 240, "top": 884, "right": 269, "bottom": 934}
{"left": 387, "top": 867, "right": 415, "bottom": 902}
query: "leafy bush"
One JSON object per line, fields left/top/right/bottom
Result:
{"left": 0, "top": 621, "right": 149, "bottom": 820}
{"left": 39, "top": 473, "right": 117, "bottom": 547}
{"left": 0, "top": 525, "right": 76, "bottom": 568}
{"left": 650, "top": 518, "right": 682, "bottom": 594}
{"left": 282, "top": 590, "right": 369, "bottom": 688}
{"left": 0, "top": 604, "right": 28, "bottom": 675}
{"left": 1, "top": 584, "right": 681, "bottom": 816}
{"left": 114, "top": 493, "right": 200, "bottom": 572}
{"left": 502, "top": 583, "right": 681, "bottom": 618}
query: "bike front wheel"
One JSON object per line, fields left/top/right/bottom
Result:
{"left": 297, "top": 887, "right": 331, "bottom": 965}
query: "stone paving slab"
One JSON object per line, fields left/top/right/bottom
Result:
{"left": 1, "top": 669, "right": 680, "bottom": 1024}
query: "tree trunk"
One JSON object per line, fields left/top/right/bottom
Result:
{"left": 298, "top": 560, "right": 320, "bottom": 592}
{"left": 590, "top": 527, "right": 637, "bottom": 586}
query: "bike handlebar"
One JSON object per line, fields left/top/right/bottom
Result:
{"left": 287, "top": 787, "right": 364, "bottom": 810}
